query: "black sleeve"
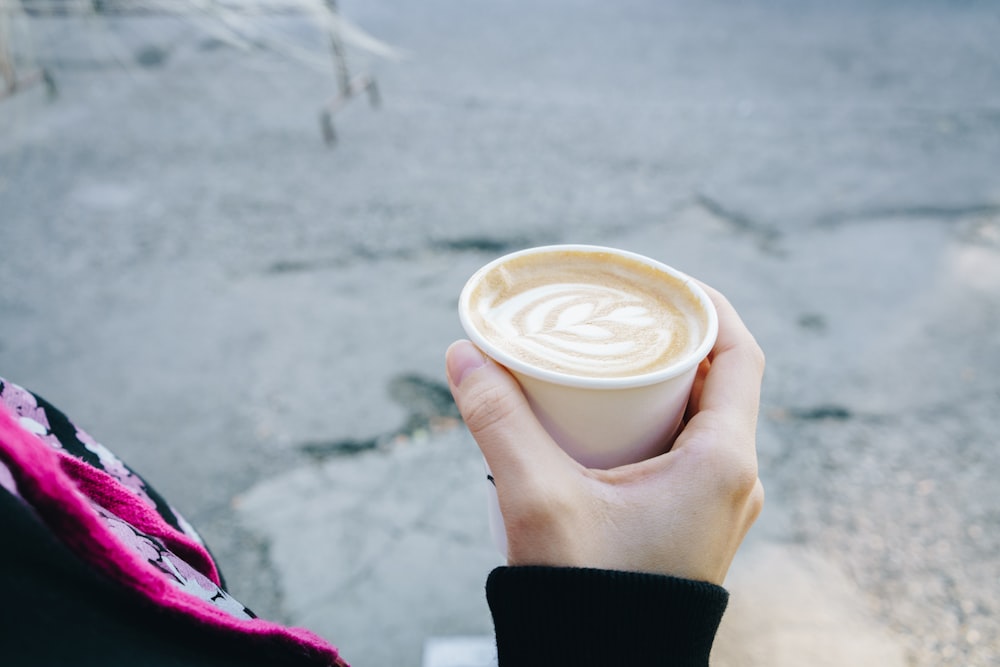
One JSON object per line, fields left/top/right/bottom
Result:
{"left": 486, "top": 566, "right": 728, "bottom": 667}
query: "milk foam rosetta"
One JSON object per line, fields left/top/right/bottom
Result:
{"left": 470, "top": 251, "right": 707, "bottom": 378}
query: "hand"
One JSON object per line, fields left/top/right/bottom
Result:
{"left": 445, "top": 284, "right": 764, "bottom": 585}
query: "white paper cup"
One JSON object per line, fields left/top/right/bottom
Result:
{"left": 458, "top": 245, "right": 719, "bottom": 556}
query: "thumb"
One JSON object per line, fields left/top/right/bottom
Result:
{"left": 445, "top": 340, "right": 565, "bottom": 479}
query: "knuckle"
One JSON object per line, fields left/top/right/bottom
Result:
{"left": 697, "top": 440, "right": 760, "bottom": 503}
{"left": 746, "top": 340, "right": 766, "bottom": 374}
{"left": 726, "top": 456, "right": 761, "bottom": 500}
{"left": 748, "top": 478, "right": 765, "bottom": 517}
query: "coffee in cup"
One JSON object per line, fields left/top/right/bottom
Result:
{"left": 463, "top": 247, "right": 709, "bottom": 381}
{"left": 459, "top": 245, "right": 718, "bottom": 555}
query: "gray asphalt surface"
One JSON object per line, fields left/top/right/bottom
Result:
{"left": 1, "top": 1, "right": 999, "bottom": 666}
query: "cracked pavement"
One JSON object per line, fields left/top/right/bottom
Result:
{"left": 2, "top": 1, "right": 999, "bottom": 665}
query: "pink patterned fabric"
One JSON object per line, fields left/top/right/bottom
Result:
{"left": 0, "top": 394, "right": 347, "bottom": 667}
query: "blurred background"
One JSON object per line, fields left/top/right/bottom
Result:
{"left": 1, "top": 1, "right": 998, "bottom": 666}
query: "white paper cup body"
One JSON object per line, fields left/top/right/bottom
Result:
{"left": 458, "top": 245, "right": 718, "bottom": 556}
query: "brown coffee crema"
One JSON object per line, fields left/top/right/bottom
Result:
{"left": 469, "top": 250, "right": 708, "bottom": 378}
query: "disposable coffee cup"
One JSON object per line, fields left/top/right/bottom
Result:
{"left": 458, "top": 245, "right": 719, "bottom": 556}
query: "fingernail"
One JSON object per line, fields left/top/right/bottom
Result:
{"left": 447, "top": 340, "right": 488, "bottom": 387}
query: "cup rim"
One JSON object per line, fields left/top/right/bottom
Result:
{"left": 458, "top": 244, "right": 719, "bottom": 389}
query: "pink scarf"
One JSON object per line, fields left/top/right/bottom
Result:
{"left": 0, "top": 404, "right": 347, "bottom": 667}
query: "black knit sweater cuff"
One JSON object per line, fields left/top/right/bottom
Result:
{"left": 486, "top": 566, "right": 728, "bottom": 667}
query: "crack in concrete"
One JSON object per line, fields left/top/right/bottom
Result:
{"left": 432, "top": 237, "right": 532, "bottom": 254}
{"left": 263, "top": 236, "right": 538, "bottom": 275}
{"left": 298, "top": 373, "right": 461, "bottom": 460}
{"left": 695, "top": 195, "right": 1000, "bottom": 256}
{"left": 695, "top": 193, "right": 784, "bottom": 254}
{"left": 815, "top": 204, "right": 1000, "bottom": 228}
{"left": 783, "top": 405, "right": 854, "bottom": 422}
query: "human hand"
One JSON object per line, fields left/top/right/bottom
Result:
{"left": 445, "top": 284, "right": 764, "bottom": 585}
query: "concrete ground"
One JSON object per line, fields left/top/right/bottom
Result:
{"left": 1, "top": 1, "right": 998, "bottom": 666}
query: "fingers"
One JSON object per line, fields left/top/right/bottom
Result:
{"left": 666, "top": 283, "right": 764, "bottom": 504}
{"left": 684, "top": 357, "right": 712, "bottom": 421}
{"left": 690, "top": 284, "right": 766, "bottom": 431}
{"left": 445, "top": 340, "right": 566, "bottom": 480}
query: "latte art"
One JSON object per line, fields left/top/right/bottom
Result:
{"left": 468, "top": 251, "right": 707, "bottom": 379}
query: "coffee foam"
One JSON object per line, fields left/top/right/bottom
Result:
{"left": 469, "top": 250, "right": 707, "bottom": 379}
